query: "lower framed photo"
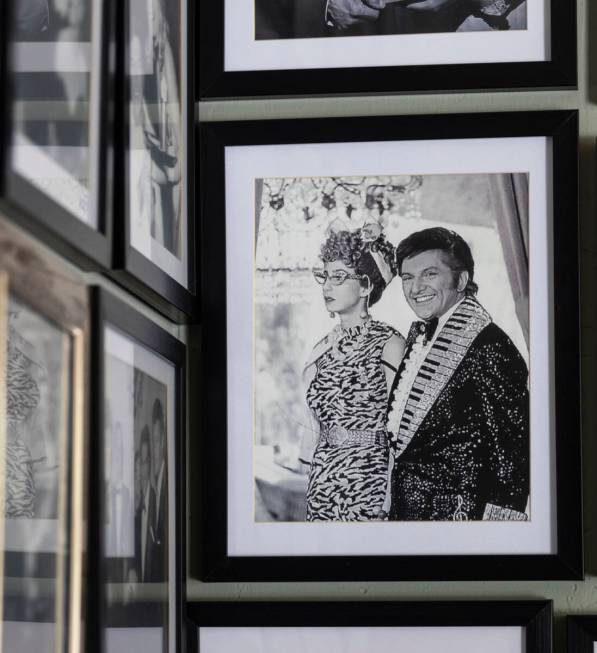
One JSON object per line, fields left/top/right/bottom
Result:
{"left": 567, "top": 616, "right": 597, "bottom": 653}
{"left": 0, "top": 216, "right": 89, "bottom": 653}
{"left": 87, "top": 288, "right": 186, "bottom": 653}
{"left": 198, "top": 110, "right": 582, "bottom": 581}
{"left": 187, "top": 600, "right": 553, "bottom": 653}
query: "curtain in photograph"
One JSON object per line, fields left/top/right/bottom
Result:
{"left": 489, "top": 173, "right": 529, "bottom": 348}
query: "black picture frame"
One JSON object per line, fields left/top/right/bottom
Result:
{"left": 198, "top": 1, "right": 577, "bottom": 98}
{"left": 0, "top": 0, "right": 114, "bottom": 270}
{"left": 197, "top": 109, "right": 582, "bottom": 582}
{"left": 568, "top": 616, "right": 597, "bottom": 653}
{"left": 111, "top": 0, "right": 198, "bottom": 323}
{"left": 86, "top": 287, "right": 186, "bottom": 653}
{"left": 187, "top": 600, "right": 553, "bottom": 653}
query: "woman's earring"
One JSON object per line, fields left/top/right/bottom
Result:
{"left": 360, "top": 278, "right": 371, "bottom": 319}
{"left": 329, "top": 311, "right": 335, "bottom": 318}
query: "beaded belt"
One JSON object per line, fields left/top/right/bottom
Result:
{"left": 321, "top": 424, "right": 388, "bottom": 448}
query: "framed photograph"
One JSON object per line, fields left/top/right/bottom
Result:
{"left": 187, "top": 600, "right": 553, "bottom": 653}
{"left": 0, "top": 216, "right": 88, "bottom": 653}
{"left": 111, "top": 0, "right": 196, "bottom": 321}
{"left": 198, "top": 0, "right": 576, "bottom": 97}
{"left": 0, "top": 0, "right": 113, "bottom": 268}
{"left": 568, "top": 616, "right": 597, "bottom": 653}
{"left": 198, "top": 110, "right": 582, "bottom": 582}
{"left": 87, "top": 287, "right": 185, "bottom": 653}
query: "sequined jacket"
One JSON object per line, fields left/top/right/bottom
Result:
{"left": 388, "top": 312, "right": 529, "bottom": 522}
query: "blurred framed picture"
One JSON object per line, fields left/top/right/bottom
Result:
{"left": 0, "top": 0, "right": 113, "bottom": 268}
{"left": 197, "top": 110, "right": 582, "bottom": 582}
{"left": 187, "top": 600, "right": 553, "bottom": 653}
{"left": 0, "top": 216, "right": 88, "bottom": 653}
{"left": 198, "top": 0, "right": 576, "bottom": 97}
{"left": 112, "top": 0, "right": 196, "bottom": 321}
{"left": 88, "top": 288, "right": 185, "bottom": 653}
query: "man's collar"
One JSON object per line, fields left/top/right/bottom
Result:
{"left": 436, "top": 296, "right": 466, "bottom": 333}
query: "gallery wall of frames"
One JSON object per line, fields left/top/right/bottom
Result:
{"left": 1, "top": 0, "right": 596, "bottom": 651}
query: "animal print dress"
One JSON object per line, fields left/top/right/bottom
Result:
{"left": 305, "top": 320, "right": 395, "bottom": 521}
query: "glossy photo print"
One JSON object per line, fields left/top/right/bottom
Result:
{"left": 8, "top": 0, "right": 101, "bottom": 226}
{"left": 3, "top": 294, "right": 73, "bottom": 651}
{"left": 102, "top": 321, "right": 177, "bottom": 652}
{"left": 253, "top": 173, "right": 530, "bottom": 524}
{"left": 5, "top": 295, "right": 70, "bottom": 539}
{"left": 214, "top": 124, "right": 570, "bottom": 570}
{"left": 256, "top": 0, "right": 527, "bottom": 40}
{"left": 127, "top": 0, "right": 189, "bottom": 288}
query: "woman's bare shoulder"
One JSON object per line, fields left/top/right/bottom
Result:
{"left": 382, "top": 331, "right": 406, "bottom": 364}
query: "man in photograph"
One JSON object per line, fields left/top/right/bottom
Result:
{"left": 386, "top": 227, "right": 529, "bottom": 521}
{"left": 149, "top": 397, "right": 168, "bottom": 582}
{"left": 134, "top": 426, "right": 156, "bottom": 582}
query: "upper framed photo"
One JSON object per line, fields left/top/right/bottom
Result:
{"left": 111, "top": 0, "right": 197, "bottom": 321}
{"left": 198, "top": 0, "right": 577, "bottom": 98}
{"left": 568, "top": 617, "right": 597, "bottom": 653}
{"left": 0, "top": 0, "right": 113, "bottom": 268}
{"left": 198, "top": 110, "right": 582, "bottom": 582}
{"left": 0, "top": 216, "right": 89, "bottom": 653}
{"left": 86, "top": 287, "right": 186, "bottom": 653}
{"left": 187, "top": 600, "right": 553, "bottom": 653}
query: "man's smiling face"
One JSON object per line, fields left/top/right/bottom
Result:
{"left": 400, "top": 249, "right": 467, "bottom": 321}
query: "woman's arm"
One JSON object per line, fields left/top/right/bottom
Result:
{"left": 298, "top": 360, "right": 320, "bottom": 472}
{"left": 373, "top": 333, "right": 405, "bottom": 519}
{"left": 382, "top": 332, "right": 405, "bottom": 396}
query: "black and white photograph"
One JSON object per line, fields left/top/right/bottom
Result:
{"left": 98, "top": 299, "right": 184, "bottom": 653}
{"left": 104, "top": 348, "right": 169, "bottom": 586}
{"left": 200, "top": 0, "right": 576, "bottom": 96}
{"left": 256, "top": 0, "right": 527, "bottom": 40}
{"left": 8, "top": 0, "right": 100, "bottom": 226}
{"left": 3, "top": 293, "right": 71, "bottom": 644}
{"left": 127, "top": 0, "right": 189, "bottom": 289}
{"left": 254, "top": 173, "right": 529, "bottom": 524}
{"left": 199, "top": 112, "right": 582, "bottom": 581}
{"left": 0, "top": 217, "right": 89, "bottom": 653}
{"left": 5, "top": 294, "right": 70, "bottom": 559}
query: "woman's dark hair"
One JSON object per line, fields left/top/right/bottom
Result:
{"left": 320, "top": 229, "right": 397, "bottom": 306}
{"left": 395, "top": 227, "right": 478, "bottom": 296}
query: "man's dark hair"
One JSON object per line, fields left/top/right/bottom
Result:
{"left": 395, "top": 227, "right": 479, "bottom": 296}
{"left": 152, "top": 397, "right": 165, "bottom": 432}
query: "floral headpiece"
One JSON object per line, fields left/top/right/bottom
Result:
{"left": 360, "top": 221, "right": 396, "bottom": 286}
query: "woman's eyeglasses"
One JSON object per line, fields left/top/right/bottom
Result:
{"left": 312, "top": 269, "right": 362, "bottom": 286}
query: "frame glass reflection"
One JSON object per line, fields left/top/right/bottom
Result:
{"left": 0, "top": 216, "right": 88, "bottom": 653}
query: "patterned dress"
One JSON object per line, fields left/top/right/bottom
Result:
{"left": 305, "top": 320, "right": 396, "bottom": 521}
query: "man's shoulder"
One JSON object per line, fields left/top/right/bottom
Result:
{"left": 474, "top": 321, "right": 519, "bottom": 348}
{"left": 468, "top": 322, "right": 527, "bottom": 371}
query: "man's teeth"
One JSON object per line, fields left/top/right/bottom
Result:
{"left": 414, "top": 295, "right": 433, "bottom": 303}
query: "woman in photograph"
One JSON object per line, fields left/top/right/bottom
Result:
{"left": 301, "top": 225, "right": 404, "bottom": 521}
